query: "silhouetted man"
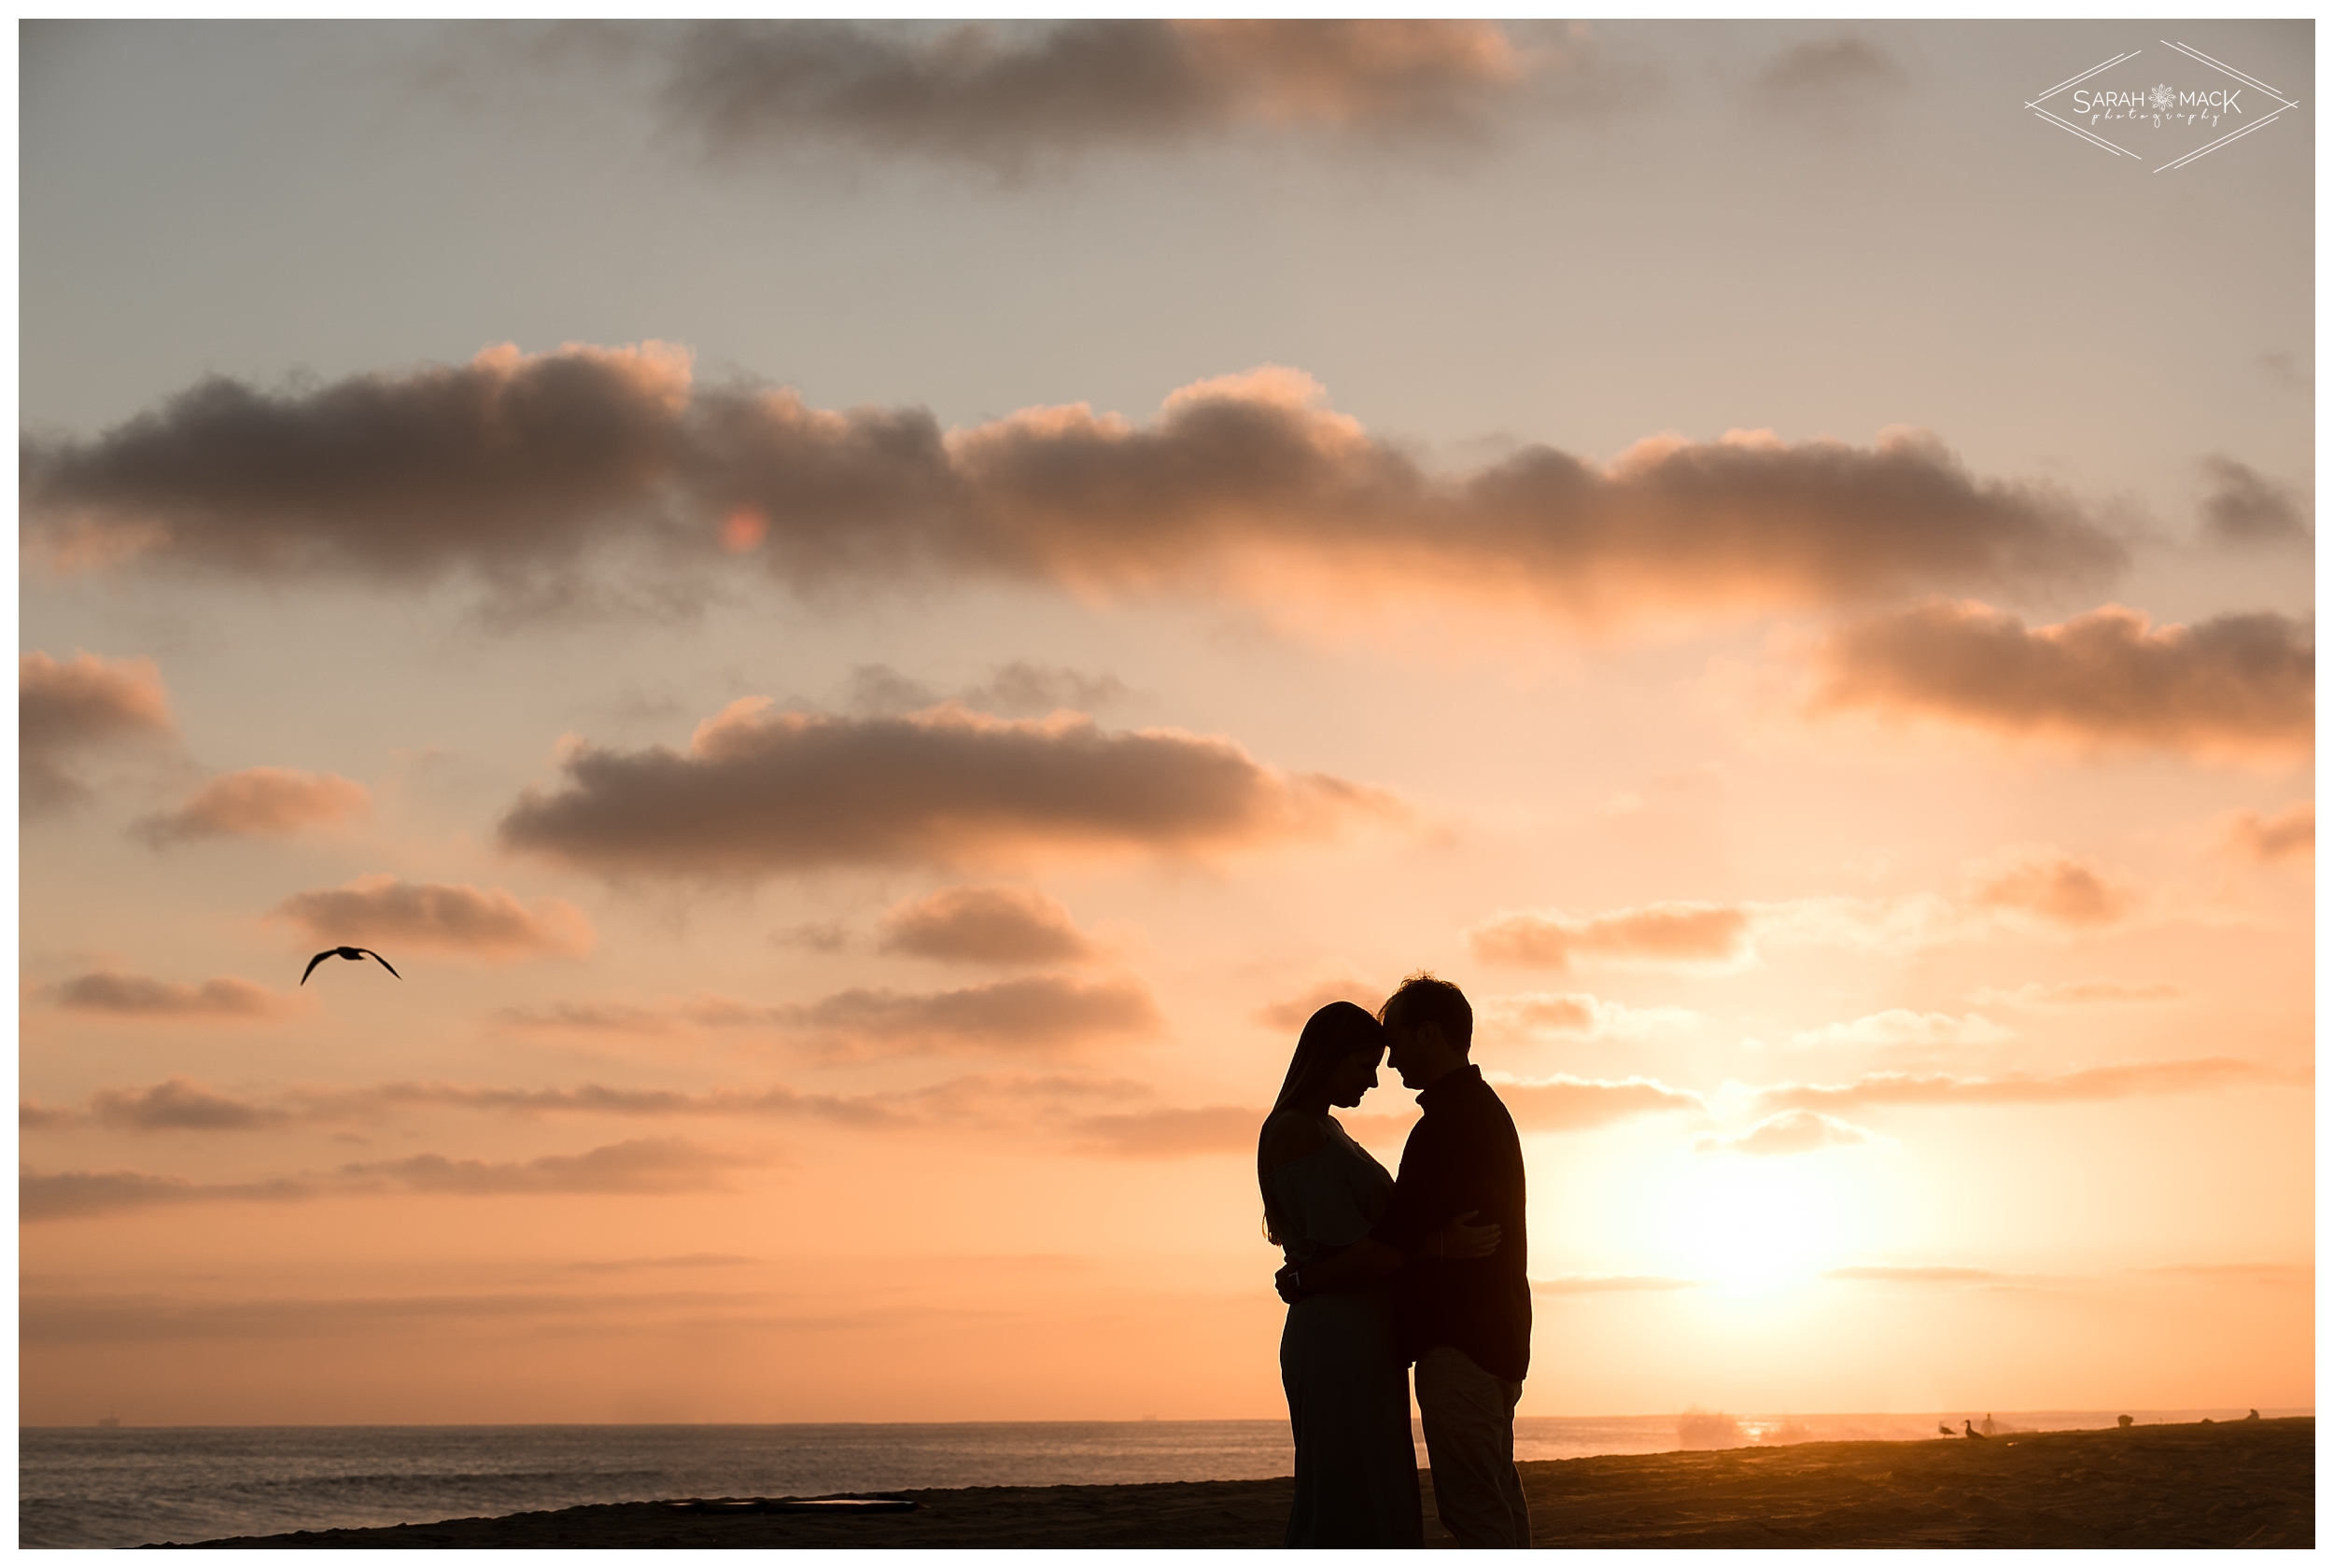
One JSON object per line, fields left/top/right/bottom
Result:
{"left": 1279, "top": 973, "right": 1532, "bottom": 1547}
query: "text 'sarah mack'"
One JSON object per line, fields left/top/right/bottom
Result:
{"left": 2072, "top": 86, "right": 2243, "bottom": 122}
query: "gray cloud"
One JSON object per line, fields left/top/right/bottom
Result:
{"left": 501, "top": 975, "right": 1176, "bottom": 1059}
{"left": 19, "top": 1285, "right": 948, "bottom": 1344}
{"left": 38, "top": 1070, "right": 1139, "bottom": 1139}
{"left": 21, "top": 1135, "right": 763, "bottom": 1221}
{"left": 21, "top": 1169, "right": 315, "bottom": 1222}
{"left": 661, "top": 20, "right": 1596, "bottom": 174}
{"left": 2199, "top": 455, "right": 2311, "bottom": 547}
{"left": 47, "top": 971, "right": 302, "bottom": 1021}
{"left": 499, "top": 699, "right": 1399, "bottom": 876}
{"left": 967, "top": 661, "right": 1132, "bottom": 717}
{"left": 92, "top": 1077, "right": 289, "bottom": 1131}
{"left": 20, "top": 1100, "right": 77, "bottom": 1132}
{"left": 340, "top": 1136, "right": 756, "bottom": 1196}
{"left": 2257, "top": 352, "right": 2311, "bottom": 391}
{"left": 272, "top": 875, "right": 595, "bottom": 962}
{"left": 21, "top": 343, "right": 695, "bottom": 586}
{"left": 20, "top": 650, "right": 176, "bottom": 813}
{"left": 778, "top": 973, "right": 1163, "bottom": 1060}
{"left": 848, "top": 661, "right": 1132, "bottom": 721}
{"left": 1748, "top": 35, "right": 1908, "bottom": 133}
{"left": 24, "top": 351, "right": 2122, "bottom": 633}
{"left": 1812, "top": 599, "right": 2313, "bottom": 761}
{"left": 771, "top": 918, "right": 851, "bottom": 953}
{"left": 877, "top": 884, "right": 1101, "bottom": 965}
{"left": 133, "top": 765, "right": 370, "bottom": 847}
{"left": 561, "top": 1253, "right": 758, "bottom": 1274}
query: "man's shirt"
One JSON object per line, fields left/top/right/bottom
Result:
{"left": 1368, "top": 1063, "right": 1531, "bottom": 1381}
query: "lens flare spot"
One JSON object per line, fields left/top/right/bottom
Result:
{"left": 721, "top": 508, "right": 769, "bottom": 553}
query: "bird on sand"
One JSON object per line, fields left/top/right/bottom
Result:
{"left": 302, "top": 946, "right": 401, "bottom": 984}
{"left": 1937, "top": 1422, "right": 1954, "bottom": 1437}
{"left": 1962, "top": 1421, "right": 1988, "bottom": 1440}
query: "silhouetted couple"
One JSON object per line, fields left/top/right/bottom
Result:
{"left": 1259, "top": 974, "right": 1532, "bottom": 1548}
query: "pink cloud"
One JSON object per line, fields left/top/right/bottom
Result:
{"left": 134, "top": 766, "right": 370, "bottom": 846}
{"left": 1479, "top": 991, "right": 1701, "bottom": 1043}
{"left": 1970, "top": 979, "right": 2180, "bottom": 1009}
{"left": 1750, "top": 1057, "right": 2300, "bottom": 1115}
{"left": 19, "top": 651, "right": 176, "bottom": 812}
{"left": 2220, "top": 800, "right": 2313, "bottom": 863}
{"left": 1495, "top": 1073, "right": 1707, "bottom": 1130}
{"left": 1064, "top": 1105, "right": 1257, "bottom": 1158}
{"left": 1694, "top": 1108, "right": 1877, "bottom": 1156}
{"left": 1469, "top": 901, "right": 1750, "bottom": 971}
{"left": 1533, "top": 1274, "right": 1704, "bottom": 1294}
{"left": 1254, "top": 972, "right": 1390, "bottom": 1031}
{"left": 1961, "top": 846, "right": 2135, "bottom": 929}
{"left": 1811, "top": 599, "right": 2313, "bottom": 761}
{"left": 877, "top": 884, "right": 1102, "bottom": 964}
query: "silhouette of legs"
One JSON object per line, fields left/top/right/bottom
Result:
{"left": 1415, "top": 1347, "right": 1530, "bottom": 1547}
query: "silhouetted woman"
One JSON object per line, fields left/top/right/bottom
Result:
{"left": 1259, "top": 1001, "right": 1493, "bottom": 1547}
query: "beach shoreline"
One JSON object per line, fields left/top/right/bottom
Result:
{"left": 148, "top": 1416, "right": 2311, "bottom": 1549}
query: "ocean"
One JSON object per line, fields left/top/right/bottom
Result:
{"left": 19, "top": 1409, "right": 2293, "bottom": 1549}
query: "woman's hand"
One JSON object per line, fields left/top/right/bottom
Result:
{"left": 1435, "top": 1210, "right": 1501, "bottom": 1261}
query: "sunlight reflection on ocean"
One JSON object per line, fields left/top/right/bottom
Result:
{"left": 20, "top": 1409, "right": 2299, "bottom": 1548}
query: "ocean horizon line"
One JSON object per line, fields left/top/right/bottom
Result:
{"left": 27, "top": 1405, "right": 2310, "bottom": 1431}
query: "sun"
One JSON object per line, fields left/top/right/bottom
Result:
{"left": 1635, "top": 1148, "right": 1884, "bottom": 1293}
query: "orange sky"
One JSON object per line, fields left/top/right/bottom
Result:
{"left": 18, "top": 20, "right": 2314, "bottom": 1426}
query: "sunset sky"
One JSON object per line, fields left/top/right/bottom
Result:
{"left": 19, "top": 19, "right": 2314, "bottom": 1427}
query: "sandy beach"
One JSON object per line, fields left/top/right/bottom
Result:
{"left": 150, "top": 1416, "right": 2310, "bottom": 1549}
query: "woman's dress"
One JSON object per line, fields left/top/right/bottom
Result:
{"left": 1272, "top": 1114, "right": 1424, "bottom": 1547}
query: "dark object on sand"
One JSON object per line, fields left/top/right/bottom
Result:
{"left": 1936, "top": 1423, "right": 1953, "bottom": 1437}
{"left": 302, "top": 946, "right": 400, "bottom": 984}
{"left": 2246, "top": 1409, "right": 2260, "bottom": 1421}
{"left": 2118, "top": 1415, "right": 2135, "bottom": 1428}
{"left": 660, "top": 1497, "right": 918, "bottom": 1515}
{"left": 1962, "top": 1421, "right": 1987, "bottom": 1440}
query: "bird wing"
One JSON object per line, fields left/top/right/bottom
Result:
{"left": 359, "top": 949, "right": 401, "bottom": 979}
{"left": 301, "top": 951, "right": 330, "bottom": 985}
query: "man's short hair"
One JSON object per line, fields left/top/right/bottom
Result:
{"left": 1380, "top": 972, "right": 1472, "bottom": 1056}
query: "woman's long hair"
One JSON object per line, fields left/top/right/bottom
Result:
{"left": 1258, "top": 1001, "right": 1385, "bottom": 1247}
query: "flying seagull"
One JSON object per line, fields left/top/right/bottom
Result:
{"left": 302, "top": 946, "right": 401, "bottom": 985}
